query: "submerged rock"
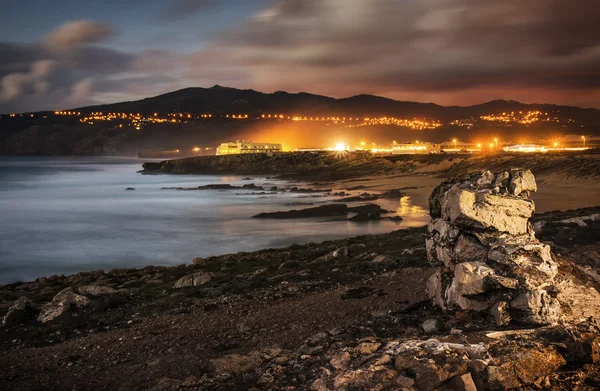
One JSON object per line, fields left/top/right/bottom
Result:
{"left": 253, "top": 204, "right": 348, "bottom": 219}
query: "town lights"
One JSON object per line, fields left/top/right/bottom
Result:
{"left": 193, "top": 147, "right": 200, "bottom": 152}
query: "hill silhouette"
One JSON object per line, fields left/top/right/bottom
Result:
{"left": 74, "top": 85, "right": 600, "bottom": 122}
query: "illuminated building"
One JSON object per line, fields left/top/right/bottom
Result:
{"left": 502, "top": 144, "right": 547, "bottom": 153}
{"left": 216, "top": 140, "right": 282, "bottom": 155}
{"left": 294, "top": 148, "right": 324, "bottom": 152}
{"left": 391, "top": 142, "right": 441, "bottom": 154}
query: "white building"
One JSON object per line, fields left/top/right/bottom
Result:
{"left": 391, "top": 142, "right": 441, "bottom": 154}
{"left": 216, "top": 140, "right": 282, "bottom": 155}
{"left": 503, "top": 144, "right": 547, "bottom": 153}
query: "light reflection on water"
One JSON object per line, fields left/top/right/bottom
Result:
{"left": 0, "top": 156, "right": 430, "bottom": 284}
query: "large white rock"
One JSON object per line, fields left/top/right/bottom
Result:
{"left": 508, "top": 169, "right": 537, "bottom": 196}
{"left": 442, "top": 187, "right": 534, "bottom": 235}
{"left": 173, "top": 271, "right": 214, "bottom": 288}
{"left": 446, "top": 261, "right": 495, "bottom": 311}
{"left": 38, "top": 289, "right": 91, "bottom": 323}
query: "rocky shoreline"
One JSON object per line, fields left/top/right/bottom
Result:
{"left": 2, "top": 168, "right": 600, "bottom": 390}
{"left": 141, "top": 151, "right": 600, "bottom": 180}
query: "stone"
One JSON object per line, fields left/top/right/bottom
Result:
{"left": 453, "top": 235, "right": 488, "bottom": 262}
{"left": 2, "top": 297, "right": 36, "bottom": 326}
{"left": 445, "top": 261, "right": 495, "bottom": 311}
{"left": 38, "top": 288, "right": 91, "bottom": 323}
{"left": 392, "top": 340, "right": 487, "bottom": 391}
{"left": 357, "top": 341, "right": 381, "bottom": 354}
{"left": 207, "top": 352, "right": 263, "bottom": 375}
{"left": 394, "top": 354, "right": 468, "bottom": 391}
{"left": 438, "top": 373, "right": 477, "bottom": 391}
{"left": 330, "top": 351, "right": 351, "bottom": 371}
{"left": 422, "top": 318, "right": 444, "bottom": 334}
{"left": 491, "top": 301, "right": 511, "bottom": 326}
{"left": 173, "top": 272, "right": 214, "bottom": 288}
{"left": 395, "top": 375, "right": 415, "bottom": 388}
{"left": 372, "top": 254, "right": 388, "bottom": 263}
{"left": 510, "top": 290, "right": 561, "bottom": 325}
{"left": 486, "top": 345, "right": 565, "bottom": 389}
{"left": 427, "top": 269, "right": 446, "bottom": 310}
{"left": 508, "top": 169, "right": 537, "bottom": 196}
{"left": 333, "top": 368, "right": 398, "bottom": 390}
{"left": 442, "top": 187, "right": 534, "bottom": 235}
{"left": 76, "top": 285, "right": 117, "bottom": 296}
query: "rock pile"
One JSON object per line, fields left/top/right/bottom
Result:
{"left": 426, "top": 169, "right": 561, "bottom": 326}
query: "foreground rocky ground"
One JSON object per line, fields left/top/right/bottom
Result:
{"left": 1, "top": 201, "right": 600, "bottom": 390}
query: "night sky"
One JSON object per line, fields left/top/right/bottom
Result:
{"left": 1, "top": 0, "right": 599, "bottom": 113}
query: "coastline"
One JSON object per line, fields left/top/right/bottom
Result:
{"left": 2, "top": 154, "right": 600, "bottom": 390}
{"left": 1, "top": 205, "right": 600, "bottom": 390}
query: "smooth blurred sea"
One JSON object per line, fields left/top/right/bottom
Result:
{"left": 0, "top": 156, "right": 429, "bottom": 284}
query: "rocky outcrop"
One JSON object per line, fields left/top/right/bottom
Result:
{"left": 37, "top": 285, "right": 121, "bottom": 323}
{"left": 426, "top": 169, "right": 561, "bottom": 325}
{"left": 161, "top": 183, "right": 264, "bottom": 191}
{"left": 2, "top": 296, "right": 37, "bottom": 326}
{"left": 252, "top": 203, "right": 390, "bottom": 219}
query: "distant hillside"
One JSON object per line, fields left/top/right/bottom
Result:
{"left": 74, "top": 85, "right": 600, "bottom": 123}
{"left": 2, "top": 86, "right": 599, "bottom": 157}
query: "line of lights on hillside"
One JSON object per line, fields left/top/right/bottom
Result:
{"left": 0, "top": 110, "right": 590, "bottom": 136}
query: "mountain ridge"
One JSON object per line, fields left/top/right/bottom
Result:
{"left": 66, "top": 86, "right": 600, "bottom": 122}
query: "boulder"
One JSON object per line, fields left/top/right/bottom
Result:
{"left": 2, "top": 296, "right": 37, "bottom": 326}
{"left": 442, "top": 187, "right": 534, "bottom": 235}
{"left": 173, "top": 272, "right": 214, "bottom": 288}
{"left": 38, "top": 289, "right": 91, "bottom": 323}
{"left": 207, "top": 352, "right": 263, "bottom": 375}
{"left": 37, "top": 285, "right": 123, "bottom": 323}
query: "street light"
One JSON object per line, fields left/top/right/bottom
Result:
{"left": 494, "top": 138, "right": 498, "bottom": 148}
{"left": 582, "top": 136, "right": 586, "bottom": 148}
{"left": 453, "top": 139, "right": 457, "bottom": 149}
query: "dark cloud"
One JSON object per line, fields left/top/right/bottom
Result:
{"left": 188, "top": 0, "right": 600, "bottom": 105}
{"left": 2, "top": 0, "right": 600, "bottom": 112}
{"left": 0, "top": 35, "right": 138, "bottom": 112}
{"left": 44, "top": 20, "right": 116, "bottom": 50}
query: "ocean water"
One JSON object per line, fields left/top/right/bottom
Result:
{"left": 0, "top": 156, "right": 429, "bottom": 284}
